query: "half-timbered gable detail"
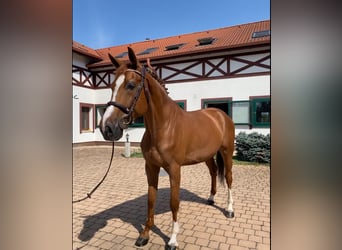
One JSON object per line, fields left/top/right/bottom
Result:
{"left": 153, "top": 50, "right": 270, "bottom": 83}
{"left": 72, "top": 65, "right": 94, "bottom": 88}
{"left": 93, "top": 70, "right": 115, "bottom": 88}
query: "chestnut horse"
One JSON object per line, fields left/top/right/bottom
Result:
{"left": 100, "top": 47, "right": 235, "bottom": 249}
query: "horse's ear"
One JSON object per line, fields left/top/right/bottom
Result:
{"left": 108, "top": 53, "right": 121, "bottom": 68}
{"left": 127, "top": 47, "right": 138, "bottom": 69}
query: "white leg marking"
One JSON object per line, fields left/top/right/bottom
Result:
{"left": 168, "top": 221, "right": 179, "bottom": 247}
{"left": 208, "top": 194, "right": 215, "bottom": 202}
{"left": 227, "top": 188, "right": 234, "bottom": 212}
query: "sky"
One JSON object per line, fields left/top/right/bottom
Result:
{"left": 73, "top": 0, "right": 270, "bottom": 49}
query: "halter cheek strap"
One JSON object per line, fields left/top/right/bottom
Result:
{"left": 106, "top": 101, "right": 130, "bottom": 114}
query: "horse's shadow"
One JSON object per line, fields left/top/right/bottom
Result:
{"left": 78, "top": 187, "right": 226, "bottom": 245}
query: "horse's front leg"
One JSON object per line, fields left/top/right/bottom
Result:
{"left": 167, "top": 164, "right": 181, "bottom": 249}
{"left": 135, "top": 163, "right": 160, "bottom": 247}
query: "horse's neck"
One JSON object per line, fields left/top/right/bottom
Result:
{"left": 143, "top": 77, "right": 180, "bottom": 132}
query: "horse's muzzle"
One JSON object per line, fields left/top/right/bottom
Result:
{"left": 101, "top": 122, "right": 123, "bottom": 141}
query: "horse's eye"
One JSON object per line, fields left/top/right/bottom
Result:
{"left": 126, "top": 81, "right": 135, "bottom": 90}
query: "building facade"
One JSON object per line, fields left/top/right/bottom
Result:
{"left": 73, "top": 20, "right": 270, "bottom": 145}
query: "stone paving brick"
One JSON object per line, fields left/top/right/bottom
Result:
{"left": 73, "top": 146, "right": 270, "bottom": 250}
{"left": 239, "top": 239, "right": 257, "bottom": 249}
{"left": 230, "top": 244, "right": 249, "bottom": 250}
{"left": 184, "top": 235, "right": 196, "bottom": 244}
{"left": 193, "top": 231, "right": 211, "bottom": 240}
{"left": 235, "top": 232, "right": 249, "bottom": 240}
{"left": 219, "top": 242, "right": 231, "bottom": 249}
{"left": 208, "top": 240, "right": 220, "bottom": 249}
{"left": 210, "top": 234, "right": 227, "bottom": 242}
{"left": 257, "top": 243, "right": 271, "bottom": 250}
{"left": 226, "top": 236, "right": 238, "bottom": 245}
{"left": 184, "top": 244, "right": 201, "bottom": 250}
{"left": 195, "top": 237, "right": 209, "bottom": 247}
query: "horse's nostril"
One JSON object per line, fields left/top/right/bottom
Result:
{"left": 105, "top": 125, "right": 113, "bottom": 135}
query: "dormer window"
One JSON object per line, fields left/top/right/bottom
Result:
{"left": 252, "top": 30, "right": 271, "bottom": 38}
{"left": 137, "top": 47, "right": 158, "bottom": 55}
{"left": 197, "top": 37, "right": 215, "bottom": 46}
{"left": 115, "top": 52, "right": 128, "bottom": 58}
{"left": 165, "top": 43, "right": 185, "bottom": 51}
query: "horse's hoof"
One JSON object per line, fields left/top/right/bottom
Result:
{"left": 225, "top": 210, "right": 235, "bottom": 218}
{"left": 207, "top": 199, "right": 214, "bottom": 205}
{"left": 166, "top": 245, "right": 178, "bottom": 250}
{"left": 135, "top": 236, "right": 149, "bottom": 247}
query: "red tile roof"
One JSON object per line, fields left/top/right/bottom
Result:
{"left": 72, "top": 41, "right": 102, "bottom": 60}
{"left": 74, "top": 20, "right": 270, "bottom": 68}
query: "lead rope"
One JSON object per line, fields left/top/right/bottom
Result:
{"left": 73, "top": 141, "right": 115, "bottom": 203}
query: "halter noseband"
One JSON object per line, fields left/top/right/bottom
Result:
{"left": 106, "top": 67, "right": 148, "bottom": 129}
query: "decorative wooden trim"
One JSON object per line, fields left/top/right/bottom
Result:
{"left": 72, "top": 50, "right": 270, "bottom": 89}
{"left": 73, "top": 66, "right": 94, "bottom": 88}
{"left": 230, "top": 54, "right": 270, "bottom": 75}
{"left": 157, "top": 51, "right": 270, "bottom": 84}
{"left": 93, "top": 70, "right": 115, "bottom": 88}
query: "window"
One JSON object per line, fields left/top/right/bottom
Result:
{"left": 165, "top": 43, "right": 185, "bottom": 51}
{"left": 197, "top": 37, "right": 216, "bottom": 46}
{"left": 129, "top": 116, "right": 144, "bottom": 127}
{"left": 95, "top": 105, "right": 106, "bottom": 128}
{"left": 202, "top": 98, "right": 232, "bottom": 117}
{"left": 232, "top": 101, "right": 250, "bottom": 124}
{"left": 115, "top": 52, "right": 128, "bottom": 58}
{"left": 252, "top": 30, "right": 271, "bottom": 38}
{"left": 137, "top": 47, "right": 158, "bottom": 55}
{"left": 250, "top": 97, "right": 271, "bottom": 127}
{"left": 176, "top": 100, "right": 186, "bottom": 110}
{"left": 80, "top": 103, "right": 94, "bottom": 132}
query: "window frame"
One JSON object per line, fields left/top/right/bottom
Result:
{"left": 250, "top": 96, "right": 271, "bottom": 128}
{"left": 232, "top": 100, "right": 250, "bottom": 125}
{"left": 201, "top": 98, "right": 232, "bottom": 117}
{"left": 175, "top": 99, "right": 187, "bottom": 110}
{"left": 129, "top": 116, "right": 145, "bottom": 128}
{"left": 80, "top": 103, "right": 95, "bottom": 133}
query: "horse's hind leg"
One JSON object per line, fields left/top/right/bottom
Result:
{"left": 167, "top": 164, "right": 181, "bottom": 249}
{"left": 221, "top": 147, "right": 235, "bottom": 218}
{"left": 205, "top": 158, "right": 217, "bottom": 205}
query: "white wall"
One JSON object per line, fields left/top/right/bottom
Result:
{"left": 168, "top": 75, "right": 270, "bottom": 111}
{"left": 73, "top": 74, "right": 270, "bottom": 143}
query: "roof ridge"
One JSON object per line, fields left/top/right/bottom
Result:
{"left": 72, "top": 41, "right": 102, "bottom": 59}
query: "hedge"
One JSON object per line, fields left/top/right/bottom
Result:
{"left": 235, "top": 132, "right": 270, "bottom": 163}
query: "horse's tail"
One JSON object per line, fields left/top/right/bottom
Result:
{"left": 216, "top": 151, "right": 225, "bottom": 186}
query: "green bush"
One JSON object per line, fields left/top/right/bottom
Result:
{"left": 235, "top": 132, "right": 270, "bottom": 163}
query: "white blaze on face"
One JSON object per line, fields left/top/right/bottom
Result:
{"left": 112, "top": 74, "right": 126, "bottom": 101}
{"left": 101, "top": 74, "right": 126, "bottom": 132}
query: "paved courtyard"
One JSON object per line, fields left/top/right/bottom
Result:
{"left": 73, "top": 146, "right": 270, "bottom": 250}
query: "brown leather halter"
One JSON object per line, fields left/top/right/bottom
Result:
{"left": 106, "top": 66, "right": 149, "bottom": 129}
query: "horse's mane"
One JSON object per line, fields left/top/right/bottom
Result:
{"left": 145, "top": 58, "right": 169, "bottom": 95}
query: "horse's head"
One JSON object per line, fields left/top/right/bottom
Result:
{"left": 100, "top": 47, "right": 149, "bottom": 141}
